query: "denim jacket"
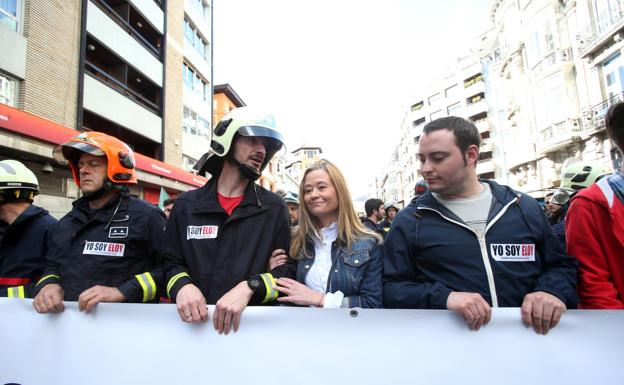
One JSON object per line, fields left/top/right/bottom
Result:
{"left": 295, "top": 235, "right": 382, "bottom": 308}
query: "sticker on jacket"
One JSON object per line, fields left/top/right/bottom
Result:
{"left": 187, "top": 225, "right": 219, "bottom": 240}
{"left": 83, "top": 241, "right": 126, "bottom": 257}
{"left": 108, "top": 226, "right": 128, "bottom": 239}
{"left": 490, "top": 244, "right": 535, "bottom": 262}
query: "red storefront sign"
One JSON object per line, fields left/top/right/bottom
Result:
{"left": 0, "top": 104, "right": 207, "bottom": 188}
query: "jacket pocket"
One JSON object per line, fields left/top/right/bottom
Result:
{"left": 342, "top": 249, "right": 371, "bottom": 289}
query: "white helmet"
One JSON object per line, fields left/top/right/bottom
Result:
{"left": 0, "top": 160, "right": 39, "bottom": 204}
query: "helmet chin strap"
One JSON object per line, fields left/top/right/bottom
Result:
{"left": 84, "top": 179, "right": 130, "bottom": 201}
{"left": 225, "top": 154, "right": 261, "bottom": 181}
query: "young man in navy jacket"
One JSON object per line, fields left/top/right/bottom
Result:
{"left": 382, "top": 116, "right": 577, "bottom": 334}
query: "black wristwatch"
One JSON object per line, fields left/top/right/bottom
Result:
{"left": 247, "top": 275, "right": 262, "bottom": 292}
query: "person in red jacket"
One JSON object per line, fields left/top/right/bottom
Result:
{"left": 566, "top": 102, "right": 624, "bottom": 309}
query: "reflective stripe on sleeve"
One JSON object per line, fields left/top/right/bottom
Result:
{"left": 260, "top": 273, "right": 278, "bottom": 304}
{"left": 166, "top": 272, "right": 190, "bottom": 298}
{"left": 7, "top": 286, "right": 25, "bottom": 298}
{"left": 135, "top": 273, "right": 156, "bottom": 302}
{"left": 36, "top": 275, "right": 60, "bottom": 286}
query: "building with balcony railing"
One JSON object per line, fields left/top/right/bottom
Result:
{"left": 387, "top": 50, "right": 499, "bottom": 203}
{"left": 0, "top": 0, "right": 211, "bottom": 216}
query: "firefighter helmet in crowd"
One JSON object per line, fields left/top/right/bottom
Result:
{"left": 53, "top": 131, "right": 137, "bottom": 189}
{"left": 414, "top": 179, "right": 428, "bottom": 197}
{"left": 385, "top": 202, "right": 398, "bottom": 213}
{"left": 194, "top": 107, "right": 285, "bottom": 181}
{"left": 283, "top": 191, "right": 299, "bottom": 206}
{"left": 0, "top": 160, "right": 40, "bottom": 204}
{"left": 560, "top": 161, "right": 611, "bottom": 192}
{"left": 550, "top": 189, "right": 571, "bottom": 207}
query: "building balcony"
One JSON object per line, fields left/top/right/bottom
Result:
{"left": 83, "top": 73, "right": 162, "bottom": 143}
{"left": 536, "top": 118, "right": 582, "bottom": 154}
{"left": 481, "top": 139, "right": 494, "bottom": 153}
{"left": 463, "top": 76, "right": 485, "bottom": 95}
{"left": 530, "top": 49, "right": 574, "bottom": 79}
{"left": 476, "top": 158, "right": 496, "bottom": 175}
{"left": 87, "top": 0, "right": 163, "bottom": 86}
{"left": 581, "top": 91, "right": 624, "bottom": 134}
{"left": 475, "top": 119, "right": 490, "bottom": 134}
{"left": 577, "top": 7, "right": 624, "bottom": 57}
{"left": 465, "top": 99, "right": 488, "bottom": 119}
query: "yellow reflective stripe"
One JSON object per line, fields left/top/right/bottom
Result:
{"left": 167, "top": 272, "right": 190, "bottom": 298}
{"left": 36, "top": 275, "right": 60, "bottom": 286}
{"left": 135, "top": 274, "right": 149, "bottom": 302}
{"left": 18, "top": 285, "right": 25, "bottom": 298}
{"left": 135, "top": 273, "right": 157, "bottom": 302}
{"left": 7, "top": 287, "right": 14, "bottom": 298}
{"left": 145, "top": 273, "right": 157, "bottom": 301}
{"left": 260, "top": 273, "right": 278, "bottom": 304}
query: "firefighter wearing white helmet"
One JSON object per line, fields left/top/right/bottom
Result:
{"left": 0, "top": 160, "right": 58, "bottom": 298}
{"left": 164, "top": 107, "right": 294, "bottom": 333}
{"left": 560, "top": 161, "right": 611, "bottom": 192}
{"left": 195, "top": 106, "right": 285, "bottom": 181}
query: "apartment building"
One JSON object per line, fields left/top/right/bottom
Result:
{"left": 0, "top": 0, "right": 211, "bottom": 217}
{"left": 284, "top": 145, "right": 323, "bottom": 185}
{"left": 390, "top": 53, "right": 497, "bottom": 203}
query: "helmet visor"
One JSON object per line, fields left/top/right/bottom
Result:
{"left": 237, "top": 125, "right": 285, "bottom": 150}
{"left": 551, "top": 191, "right": 571, "bottom": 206}
{"left": 53, "top": 142, "right": 105, "bottom": 165}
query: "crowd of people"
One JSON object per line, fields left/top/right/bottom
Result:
{"left": 1, "top": 104, "right": 622, "bottom": 336}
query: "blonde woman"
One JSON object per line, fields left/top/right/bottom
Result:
{"left": 271, "top": 159, "right": 383, "bottom": 308}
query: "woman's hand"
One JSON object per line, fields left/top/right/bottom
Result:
{"left": 267, "top": 249, "right": 288, "bottom": 271}
{"left": 275, "top": 278, "right": 325, "bottom": 307}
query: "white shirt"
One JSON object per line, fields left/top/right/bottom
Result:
{"left": 304, "top": 222, "right": 345, "bottom": 308}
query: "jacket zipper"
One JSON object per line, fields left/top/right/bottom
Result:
{"left": 418, "top": 195, "right": 519, "bottom": 308}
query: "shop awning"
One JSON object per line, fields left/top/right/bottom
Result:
{"left": 0, "top": 104, "right": 207, "bottom": 188}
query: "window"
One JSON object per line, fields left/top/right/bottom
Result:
{"left": 183, "top": 18, "right": 209, "bottom": 60}
{"left": 430, "top": 110, "right": 443, "bottom": 121}
{"left": 428, "top": 93, "right": 441, "bottom": 106}
{"left": 183, "top": 155, "right": 197, "bottom": 171}
{"left": 305, "top": 150, "right": 316, "bottom": 158}
{"left": 183, "top": 105, "right": 210, "bottom": 139}
{"left": 0, "top": 0, "right": 18, "bottom": 32}
{"left": 0, "top": 73, "right": 17, "bottom": 106}
{"left": 183, "top": 64, "right": 194, "bottom": 89}
{"left": 447, "top": 102, "right": 461, "bottom": 116}
{"left": 445, "top": 85, "right": 459, "bottom": 99}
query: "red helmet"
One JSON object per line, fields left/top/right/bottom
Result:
{"left": 53, "top": 131, "right": 137, "bottom": 187}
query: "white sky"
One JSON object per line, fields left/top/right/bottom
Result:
{"left": 213, "top": 0, "right": 493, "bottom": 205}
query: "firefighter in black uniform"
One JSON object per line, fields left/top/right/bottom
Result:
{"left": 0, "top": 160, "right": 58, "bottom": 298}
{"left": 33, "top": 132, "right": 166, "bottom": 313}
{"left": 164, "top": 107, "right": 293, "bottom": 334}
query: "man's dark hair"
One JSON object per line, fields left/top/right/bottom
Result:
{"left": 163, "top": 198, "right": 175, "bottom": 206}
{"left": 364, "top": 198, "right": 384, "bottom": 217}
{"left": 606, "top": 102, "right": 624, "bottom": 151}
{"left": 423, "top": 116, "right": 481, "bottom": 165}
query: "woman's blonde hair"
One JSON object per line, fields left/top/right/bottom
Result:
{"left": 290, "top": 159, "right": 381, "bottom": 259}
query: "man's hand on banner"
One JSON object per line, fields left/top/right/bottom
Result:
{"left": 176, "top": 283, "right": 209, "bottom": 323}
{"left": 213, "top": 281, "right": 253, "bottom": 335}
{"left": 521, "top": 291, "right": 566, "bottom": 335}
{"left": 446, "top": 291, "right": 492, "bottom": 331}
{"left": 78, "top": 286, "right": 125, "bottom": 313}
{"left": 33, "top": 283, "right": 65, "bottom": 313}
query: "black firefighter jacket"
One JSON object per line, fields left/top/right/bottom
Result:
{"left": 0, "top": 204, "right": 58, "bottom": 298}
{"left": 34, "top": 193, "right": 166, "bottom": 302}
{"left": 163, "top": 177, "right": 294, "bottom": 304}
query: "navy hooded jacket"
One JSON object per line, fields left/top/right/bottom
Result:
{"left": 382, "top": 180, "right": 578, "bottom": 309}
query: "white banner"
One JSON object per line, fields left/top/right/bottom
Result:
{"left": 1, "top": 298, "right": 623, "bottom": 385}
